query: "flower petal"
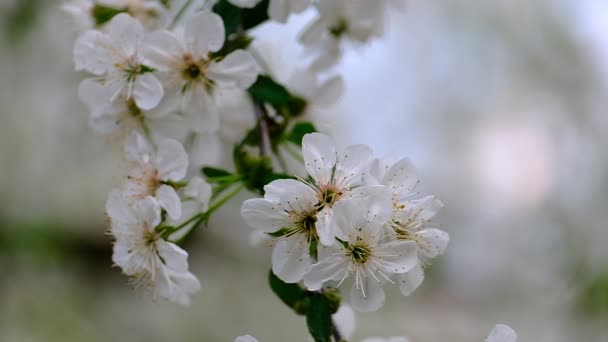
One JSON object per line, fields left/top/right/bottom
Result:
{"left": 374, "top": 240, "right": 418, "bottom": 274}
{"left": 124, "top": 131, "right": 154, "bottom": 163}
{"left": 207, "top": 50, "right": 259, "bottom": 89}
{"left": 141, "top": 30, "right": 183, "bottom": 70}
{"left": 156, "top": 185, "right": 182, "bottom": 220}
{"left": 416, "top": 228, "right": 449, "bottom": 259}
{"left": 132, "top": 73, "right": 164, "bottom": 110}
{"left": 272, "top": 235, "right": 311, "bottom": 283}
{"left": 241, "top": 198, "right": 291, "bottom": 232}
{"left": 154, "top": 139, "right": 189, "bottom": 181}
{"left": 156, "top": 240, "right": 189, "bottom": 272}
{"left": 334, "top": 144, "right": 373, "bottom": 189}
{"left": 184, "top": 176, "right": 212, "bottom": 209}
{"left": 486, "top": 324, "right": 517, "bottom": 342}
{"left": 399, "top": 263, "right": 424, "bottom": 296}
{"left": 73, "top": 30, "right": 116, "bottom": 74}
{"left": 227, "top": 0, "right": 261, "bottom": 8}
{"left": 234, "top": 336, "right": 258, "bottom": 342}
{"left": 263, "top": 179, "right": 318, "bottom": 211}
{"left": 303, "top": 254, "right": 347, "bottom": 291}
{"left": 134, "top": 196, "right": 162, "bottom": 227}
{"left": 350, "top": 275, "right": 385, "bottom": 312}
{"left": 106, "top": 13, "right": 144, "bottom": 57}
{"left": 385, "top": 158, "right": 418, "bottom": 200}
{"left": 302, "top": 133, "right": 337, "bottom": 185}
{"left": 184, "top": 12, "right": 225, "bottom": 56}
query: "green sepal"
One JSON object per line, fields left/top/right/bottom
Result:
{"left": 267, "top": 227, "right": 293, "bottom": 238}
{"left": 202, "top": 166, "right": 233, "bottom": 179}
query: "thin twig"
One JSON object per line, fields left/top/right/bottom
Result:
{"left": 253, "top": 100, "right": 272, "bottom": 156}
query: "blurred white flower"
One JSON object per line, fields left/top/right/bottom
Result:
{"left": 63, "top": 0, "right": 169, "bottom": 32}
{"left": 333, "top": 304, "right": 356, "bottom": 340}
{"left": 73, "top": 13, "right": 164, "bottom": 110}
{"left": 362, "top": 337, "right": 409, "bottom": 342}
{"left": 123, "top": 132, "right": 189, "bottom": 220}
{"left": 299, "top": 0, "right": 386, "bottom": 70}
{"left": 106, "top": 192, "right": 200, "bottom": 305}
{"left": 168, "top": 176, "right": 213, "bottom": 241}
{"left": 141, "top": 11, "right": 259, "bottom": 133}
{"left": 234, "top": 335, "right": 258, "bottom": 342}
{"left": 227, "top": 0, "right": 310, "bottom": 23}
{"left": 486, "top": 324, "right": 517, "bottom": 342}
{"left": 303, "top": 195, "right": 418, "bottom": 312}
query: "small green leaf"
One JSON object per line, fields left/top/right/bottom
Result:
{"left": 202, "top": 167, "right": 233, "bottom": 178}
{"left": 92, "top": 4, "right": 127, "bottom": 26}
{"left": 212, "top": 34, "right": 253, "bottom": 58}
{"left": 287, "top": 122, "right": 317, "bottom": 146}
{"left": 269, "top": 270, "right": 309, "bottom": 315}
{"left": 241, "top": 0, "right": 270, "bottom": 30}
{"left": 307, "top": 293, "right": 333, "bottom": 342}
{"left": 248, "top": 75, "right": 292, "bottom": 106}
{"left": 267, "top": 227, "right": 292, "bottom": 238}
{"left": 212, "top": 0, "right": 242, "bottom": 36}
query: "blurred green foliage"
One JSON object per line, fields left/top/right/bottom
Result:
{"left": 3, "top": 0, "right": 48, "bottom": 44}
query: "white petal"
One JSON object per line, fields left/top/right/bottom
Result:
{"left": 154, "top": 139, "right": 189, "bottom": 181}
{"left": 303, "top": 254, "right": 347, "bottom": 291}
{"left": 350, "top": 275, "right": 385, "bottom": 312}
{"left": 234, "top": 335, "right": 258, "bottom": 342}
{"left": 156, "top": 240, "right": 189, "bottom": 272}
{"left": 73, "top": 30, "right": 117, "bottom": 74}
{"left": 141, "top": 30, "right": 183, "bottom": 71}
{"left": 416, "top": 228, "right": 449, "bottom": 259}
{"left": 106, "top": 189, "right": 136, "bottom": 225}
{"left": 207, "top": 50, "right": 259, "bottom": 89}
{"left": 124, "top": 131, "right": 153, "bottom": 163}
{"left": 155, "top": 268, "right": 201, "bottom": 306}
{"left": 132, "top": 73, "right": 164, "bottom": 110}
{"left": 263, "top": 179, "right": 318, "bottom": 211}
{"left": 272, "top": 235, "right": 311, "bottom": 283}
{"left": 227, "top": 0, "right": 261, "bottom": 8}
{"left": 315, "top": 207, "right": 338, "bottom": 246}
{"left": 486, "top": 324, "right": 517, "bottom": 342}
{"left": 332, "top": 304, "right": 356, "bottom": 340}
{"left": 134, "top": 196, "right": 162, "bottom": 227}
{"left": 189, "top": 132, "right": 223, "bottom": 167}
{"left": 78, "top": 78, "right": 113, "bottom": 114}
{"left": 408, "top": 195, "right": 444, "bottom": 221}
{"left": 241, "top": 198, "right": 291, "bottom": 232}
{"left": 302, "top": 133, "right": 336, "bottom": 185}
{"left": 269, "top": 0, "right": 310, "bottom": 22}
{"left": 385, "top": 158, "right": 418, "bottom": 199}
{"left": 184, "top": 176, "right": 212, "bottom": 209}
{"left": 184, "top": 12, "right": 225, "bottom": 56}
{"left": 107, "top": 14, "right": 144, "bottom": 56}
{"left": 374, "top": 240, "right": 418, "bottom": 274}
{"left": 399, "top": 263, "right": 424, "bottom": 296}
{"left": 156, "top": 185, "right": 182, "bottom": 220}
{"left": 334, "top": 144, "right": 373, "bottom": 188}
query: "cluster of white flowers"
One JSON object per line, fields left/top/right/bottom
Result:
{"left": 67, "top": 2, "right": 263, "bottom": 304}
{"left": 63, "top": 1, "right": 518, "bottom": 340}
{"left": 241, "top": 133, "right": 449, "bottom": 312}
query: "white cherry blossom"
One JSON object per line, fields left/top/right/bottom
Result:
{"left": 234, "top": 335, "right": 258, "bottom": 342}
{"left": 299, "top": 0, "right": 386, "bottom": 70}
{"left": 486, "top": 324, "right": 518, "bottom": 342}
{"left": 168, "top": 176, "right": 213, "bottom": 242}
{"left": 73, "top": 13, "right": 164, "bottom": 110}
{"left": 366, "top": 157, "right": 449, "bottom": 296}
{"left": 141, "top": 11, "right": 259, "bottom": 133}
{"left": 241, "top": 179, "right": 319, "bottom": 283}
{"left": 303, "top": 195, "right": 418, "bottom": 312}
{"left": 123, "top": 132, "right": 189, "bottom": 220}
{"left": 299, "top": 133, "right": 373, "bottom": 245}
{"left": 362, "top": 338, "right": 409, "bottom": 342}
{"left": 106, "top": 191, "right": 200, "bottom": 305}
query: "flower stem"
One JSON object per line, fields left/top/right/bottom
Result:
{"left": 253, "top": 100, "right": 272, "bottom": 157}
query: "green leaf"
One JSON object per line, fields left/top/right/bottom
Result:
{"left": 92, "top": 4, "right": 127, "bottom": 26}
{"left": 202, "top": 167, "right": 233, "bottom": 178}
{"left": 213, "top": 0, "right": 269, "bottom": 37}
{"left": 268, "top": 270, "right": 309, "bottom": 315}
{"left": 212, "top": 34, "right": 253, "bottom": 58}
{"left": 307, "top": 293, "right": 333, "bottom": 342}
{"left": 248, "top": 75, "right": 292, "bottom": 106}
{"left": 241, "top": 0, "right": 270, "bottom": 30}
{"left": 287, "top": 122, "right": 317, "bottom": 146}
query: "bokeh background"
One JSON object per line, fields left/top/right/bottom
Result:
{"left": 1, "top": 0, "right": 608, "bottom": 341}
